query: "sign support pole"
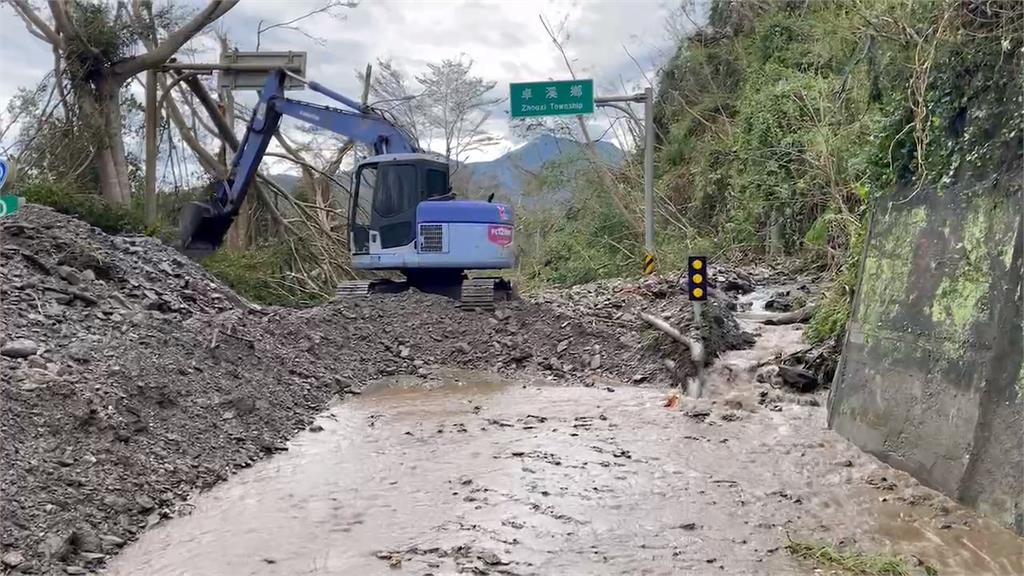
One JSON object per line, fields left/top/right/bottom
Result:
{"left": 594, "top": 90, "right": 656, "bottom": 274}
{"left": 643, "top": 87, "right": 655, "bottom": 260}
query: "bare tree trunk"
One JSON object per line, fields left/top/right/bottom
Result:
{"left": 219, "top": 86, "right": 252, "bottom": 250}
{"left": 102, "top": 87, "right": 132, "bottom": 204}
{"left": 96, "top": 147, "right": 122, "bottom": 205}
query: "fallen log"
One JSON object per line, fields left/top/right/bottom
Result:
{"left": 639, "top": 312, "right": 704, "bottom": 363}
{"left": 762, "top": 305, "right": 814, "bottom": 325}
{"left": 639, "top": 311, "right": 706, "bottom": 397}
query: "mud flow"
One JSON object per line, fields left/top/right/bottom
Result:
{"left": 107, "top": 365, "right": 1022, "bottom": 575}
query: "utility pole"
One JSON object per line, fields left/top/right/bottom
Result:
{"left": 144, "top": 70, "right": 158, "bottom": 226}
{"left": 595, "top": 89, "right": 656, "bottom": 274}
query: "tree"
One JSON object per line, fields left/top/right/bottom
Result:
{"left": 358, "top": 58, "right": 423, "bottom": 144}
{"left": 5, "top": 0, "right": 240, "bottom": 205}
{"left": 415, "top": 58, "right": 502, "bottom": 164}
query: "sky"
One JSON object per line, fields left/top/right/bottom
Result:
{"left": 0, "top": 0, "right": 695, "bottom": 165}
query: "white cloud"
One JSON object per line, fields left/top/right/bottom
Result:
{"left": 0, "top": 0, "right": 687, "bottom": 162}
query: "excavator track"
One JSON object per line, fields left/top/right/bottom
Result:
{"left": 335, "top": 280, "right": 373, "bottom": 298}
{"left": 335, "top": 279, "right": 409, "bottom": 299}
{"left": 459, "top": 278, "right": 496, "bottom": 311}
{"left": 459, "top": 277, "right": 515, "bottom": 311}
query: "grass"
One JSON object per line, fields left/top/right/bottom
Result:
{"left": 785, "top": 539, "right": 918, "bottom": 576}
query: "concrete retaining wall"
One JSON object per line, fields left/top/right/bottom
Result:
{"left": 828, "top": 173, "right": 1023, "bottom": 534}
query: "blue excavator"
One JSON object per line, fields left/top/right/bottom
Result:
{"left": 180, "top": 69, "right": 515, "bottom": 307}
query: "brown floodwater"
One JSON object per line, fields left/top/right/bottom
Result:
{"left": 106, "top": 302, "right": 1024, "bottom": 576}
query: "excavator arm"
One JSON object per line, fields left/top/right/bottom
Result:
{"left": 180, "top": 69, "right": 418, "bottom": 256}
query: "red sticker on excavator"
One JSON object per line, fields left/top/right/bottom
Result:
{"left": 488, "top": 225, "right": 513, "bottom": 246}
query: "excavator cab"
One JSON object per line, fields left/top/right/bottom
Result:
{"left": 350, "top": 153, "right": 451, "bottom": 255}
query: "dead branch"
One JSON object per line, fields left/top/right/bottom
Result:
{"left": 638, "top": 312, "right": 705, "bottom": 363}
{"left": 762, "top": 306, "right": 814, "bottom": 325}
{"left": 114, "top": 0, "right": 240, "bottom": 78}
{"left": 9, "top": 0, "right": 63, "bottom": 48}
{"left": 255, "top": 0, "right": 356, "bottom": 50}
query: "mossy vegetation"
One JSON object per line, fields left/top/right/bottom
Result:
{"left": 519, "top": 0, "right": 1021, "bottom": 348}
{"left": 785, "top": 539, "right": 917, "bottom": 576}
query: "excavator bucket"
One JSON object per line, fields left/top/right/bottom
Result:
{"left": 179, "top": 201, "right": 234, "bottom": 259}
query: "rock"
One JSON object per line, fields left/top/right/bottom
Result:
{"left": 16, "top": 368, "right": 52, "bottom": 391}
{"left": 778, "top": 365, "right": 819, "bottom": 392}
{"left": 64, "top": 566, "right": 87, "bottom": 575}
{"left": 80, "top": 269, "right": 96, "bottom": 283}
{"left": 1, "top": 339, "right": 39, "bottom": 358}
{"left": 135, "top": 495, "right": 156, "bottom": 512}
{"left": 589, "top": 354, "right": 602, "bottom": 369}
{"left": 79, "top": 552, "right": 105, "bottom": 562}
{"left": 2, "top": 551, "right": 25, "bottom": 568}
{"left": 755, "top": 365, "right": 779, "bottom": 384}
{"left": 56, "top": 266, "right": 83, "bottom": 285}
{"left": 25, "top": 355, "right": 48, "bottom": 370}
{"left": 65, "top": 343, "right": 91, "bottom": 363}
{"left": 308, "top": 423, "right": 324, "bottom": 432}
{"left": 478, "top": 551, "right": 508, "bottom": 566}
{"left": 764, "top": 294, "right": 794, "bottom": 312}
{"left": 41, "top": 533, "right": 71, "bottom": 560}
{"left": 98, "top": 535, "right": 125, "bottom": 549}
{"left": 70, "top": 526, "right": 102, "bottom": 553}
{"left": 398, "top": 345, "right": 411, "bottom": 359}
{"left": 102, "top": 495, "right": 129, "bottom": 511}
{"left": 556, "top": 339, "right": 569, "bottom": 353}
{"left": 232, "top": 396, "right": 256, "bottom": 416}
{"left": 455, "top": 342, "right": 472, "bottom": 354}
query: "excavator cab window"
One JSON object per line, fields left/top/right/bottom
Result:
{"left": 425, "top": 168, "right": 449, "bottom": 198}
{"left": 374, "top": 164, "right": 418, "bottom": 217}
{"left": 351, "top": 159, "right": 450, "bottom": 252}
{"left": 351, "top": 164, "right": 376, "bottom": 254}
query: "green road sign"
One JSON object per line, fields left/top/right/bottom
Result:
{"left": 0, "top": 195, "right": 22, "bottom": 217}
{"left": 510, "top": 79, "right": 594, "bottom": 118}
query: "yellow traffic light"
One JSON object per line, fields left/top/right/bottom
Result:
{"left": 688, "top": 256, "right": 707, "bottom": 301}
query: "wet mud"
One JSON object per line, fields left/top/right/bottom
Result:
{"left": 107, "top": 363, "right": 1023, "bottom": 575}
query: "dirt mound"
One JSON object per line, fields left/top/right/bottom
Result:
{"left": 533, "top": 275, "right": 755, "bottom": 381}
{"left": 0, "top": 205, "right": 751, "bottom": 575}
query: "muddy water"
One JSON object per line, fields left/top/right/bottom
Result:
{"left": 108, "top": 315, "right": 1024, "bottom": 575}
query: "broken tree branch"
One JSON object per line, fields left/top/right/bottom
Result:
{"left": 638, "top": 312, "right": 705, "bottom": 363}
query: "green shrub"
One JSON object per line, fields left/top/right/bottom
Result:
{"left": 19, "top": 180, "right": 146, "bottom": 234}
{"left": 807, "top": 216, "right": 866, "bottom": 343}
{"left": 200, "top": 244, "right": 318, "bottom": 307}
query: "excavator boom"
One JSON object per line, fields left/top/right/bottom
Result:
{"left": 180, "top": 69, "right": 417, "bottom": 257}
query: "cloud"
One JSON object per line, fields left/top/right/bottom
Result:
{"left": 0, "top": 0, "right": 685, "bottom": 161}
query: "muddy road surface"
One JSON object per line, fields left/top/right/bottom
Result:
{"left": 107, "top": 324, "right": 1024, "bottom": 576}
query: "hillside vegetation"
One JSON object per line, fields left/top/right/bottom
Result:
{"left": 523, "top": 0, "right": 1022, "bottom": 343}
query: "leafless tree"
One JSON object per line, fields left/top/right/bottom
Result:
{"left": 357, "top": 58, "right": 423, "bottom": 143}
{"left": 4, "top": 0, "right": 240, "bottom": 206}
{"left": 538, "top": 13, "right": 638, "bottom": 231}
{"left": 255, "top": 0, "right": 357, "bottom": 51}
{"left": 415, "top": 58, "right": 503, "bottom": 164}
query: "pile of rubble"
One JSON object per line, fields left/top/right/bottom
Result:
{"left": 0, "top": 205, "right": 752, "bottom": 575}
